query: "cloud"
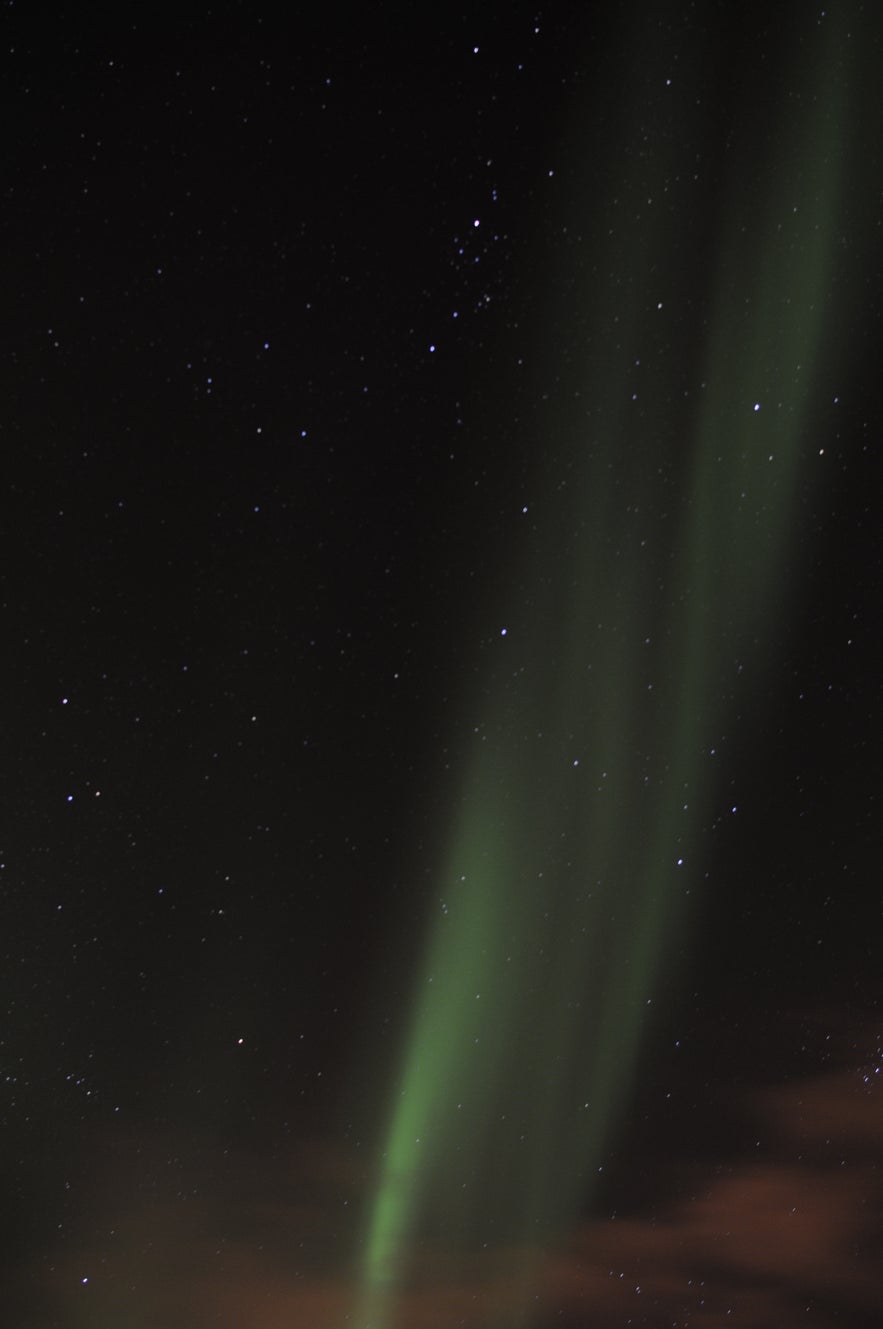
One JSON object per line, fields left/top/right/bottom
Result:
{"left": 16, "top": 1030, "right": 882, "bottom": 1328}
{"left": 537, "top": 1043, "right": 883, "bottom": 1327}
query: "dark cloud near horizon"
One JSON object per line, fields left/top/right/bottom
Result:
{"left": 10, "top": 1020, "right": 879, "bottom": 1328}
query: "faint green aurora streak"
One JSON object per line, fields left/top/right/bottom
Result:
{"left": 357, "top": 15, "right": 852, "bottom": 1327}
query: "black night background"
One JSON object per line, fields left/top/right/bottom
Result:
{"left": 2, "top": 5, "right": 881, "bottom": 1327}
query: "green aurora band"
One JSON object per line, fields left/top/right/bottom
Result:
{"left": 356, "top": 12, "right": 858, "bottom": 1326}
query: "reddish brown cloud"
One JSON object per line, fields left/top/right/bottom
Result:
{"left": 21, "top": 1034, "right": 882, "bottom": 1328}
{"left": 540, "top": 1053, "right": 882, "bottom": 1327}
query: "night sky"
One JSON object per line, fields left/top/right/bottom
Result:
{"left": 3, "top": 5, "right": 882, "bottom": 1327}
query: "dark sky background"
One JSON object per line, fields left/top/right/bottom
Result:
{"left": 2, "top": 5, "right": 881, "bottom": 1327}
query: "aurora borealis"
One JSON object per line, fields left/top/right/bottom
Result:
{"left": 356, "top": 11, "right": 861, "bottom": 1326}
{"left": 3, "top": 6, "right": 882, "bottom": 1328}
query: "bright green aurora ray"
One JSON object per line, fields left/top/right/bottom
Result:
{"left": 356, "top": 13, "right": 855, "bottom": 1327}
